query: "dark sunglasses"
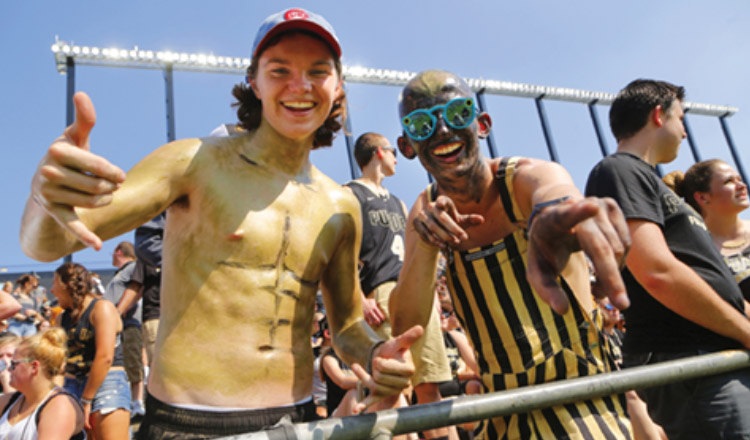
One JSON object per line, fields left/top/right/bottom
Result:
{"left": 9, "top": 358, "right": 33, "bottom": 371}
{"left": 381, "top": 146, "right": 398, "bottom": 157}
{"left": 401, "top": 97, "right": 477, "bottom": 141}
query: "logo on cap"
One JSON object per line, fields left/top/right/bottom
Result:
{"left": 284, "top": 9, "right": 309, "bottom": 21}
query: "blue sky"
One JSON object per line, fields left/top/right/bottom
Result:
{"left": 2, "top": 1, "right": 749, "bottom": 274}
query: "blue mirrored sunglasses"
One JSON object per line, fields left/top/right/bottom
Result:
{"left": 401, "top": 97, "right": 477, "bottom": 141}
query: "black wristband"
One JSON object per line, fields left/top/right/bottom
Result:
{"left": 527, "top": 196, "right": 570, "bottom": 230}
{"left": 367, "top": 340, "right": 386, "bottom": 375}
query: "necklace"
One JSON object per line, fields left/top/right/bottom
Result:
{"left": 722, "top": 229, "right": 750, "bottom": 251}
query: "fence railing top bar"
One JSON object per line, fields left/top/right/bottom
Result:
{"left": 51, "top": 39, "right": 738, "bottom": 117}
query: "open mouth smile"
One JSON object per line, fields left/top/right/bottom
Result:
{"left": 282, "top": 101, "right": 315, "bottom": 111}
{"left": 431, "top": 141, "right": 464, "bottom": 161}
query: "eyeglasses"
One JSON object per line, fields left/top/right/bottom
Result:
{"left": 381, "top": 146, "right": 398, "bottom": 157}
{"left": 401, "top": 97, "right": 477, "bottom": 141}
{"left": 9, "top": 358, "right": 34, "bottom": 371}
{"left": 441, "top": 309, "right": 455, "bottom": 319}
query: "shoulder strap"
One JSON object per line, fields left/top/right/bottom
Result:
{"left": 36, "top": 388, "right": 85, "bottom": 440}
{"left": 1, "top": 391, "right": 22, "bottom": 416}
{"left": 494, "top": 157, "right": 527, "bottom": 228}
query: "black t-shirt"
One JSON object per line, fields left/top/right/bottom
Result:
{"left": 345, "top": 182, "right": 407, "bottom": 295}
{"left": 586, "top": 152, "right": 745, "bottom": 354}
{"left": 132, "top": 259, "right": 161, "bottom": 322}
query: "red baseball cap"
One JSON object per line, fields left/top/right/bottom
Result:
{"left": 252, "top": 8, "right": 342, "bottom": 58}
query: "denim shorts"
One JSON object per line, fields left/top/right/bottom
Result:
{"left": 64, "top": 369, "right": 132, "bottom": 415}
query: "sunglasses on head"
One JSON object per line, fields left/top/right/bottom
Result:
{"left": 401, "top": 97, "right": 477, "bottom": 141}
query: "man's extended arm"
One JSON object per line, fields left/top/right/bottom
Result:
{"left": 515, "top": 159, "right": 630, "bottom": 314}
{"left": 321, "top": 193, "right": 418, "bottom": 398}
{"left": 627, "top": 219, "right": 750, "bottom": 348}
{"left": 390, "top": 191, "right": 442, "bottom": 337}
{"left": 21, "top": 92, "right": 195, "bottom": 262}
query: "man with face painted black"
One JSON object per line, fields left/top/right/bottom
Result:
{"left": 389, "top": 70, "right": 634, "bottom": 439}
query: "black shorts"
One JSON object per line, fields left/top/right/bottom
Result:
{"left": 136, "top": 392, "right": 318, "bottom": 439}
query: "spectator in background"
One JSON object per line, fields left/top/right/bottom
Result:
{"left": 0, "top": 328, "right": 85, "bottom": 440}
{"left": 117, "top": 214, "right": 163, "bottom": 372}
{"left": 0, "top": 334, "right": 21, "bottom": 393}
{"left": 54, "top": 262, "right": 131, "bottom": 439}
{"left": 8, "top": 275, "right": 40, "bottom": 337}
{"left": 346, "top": 132, "right": 453, "bottom": 440}
{"left": 664, "top": 160, "right": 750, "bottom": 301}
{"left": 104, "top": 241, "right": 145, "bottom": 418}
{"left": 586, "top": 79, "right": 750, "bottom": 438}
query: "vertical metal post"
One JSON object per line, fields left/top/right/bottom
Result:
{"left": 720, "top": 116, "right": 749, "bottom": 184}
{"left": 682, "top": 112, "right": 702, "bottom": 163}
{"left": 164, "top": 64, "right": 176, "bottom": 142}
{"left": 587, "top": 101, "right": 609, "bottom": 157}
{"left": 343, "top": 98, "right": 360, "bottom": 180}
{"left": 64, "top": 56, "right": 76, "bottom": 264}
{"left": 475, "top": 88, "right": 498, "bottom": 158}
{"left": 534, "top": 97, "right": 560, "bottom": 163}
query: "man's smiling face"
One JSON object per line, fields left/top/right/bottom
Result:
{"left": 398, "top": 70, "right": 486, "bottom": 185}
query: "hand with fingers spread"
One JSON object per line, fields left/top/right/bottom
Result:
{"left": 412, "top": 194, "right": 484, "bottom": 249}
{"left": 29, "top": 92, "right": 126, "bottom": 250}
{"left": 526, "top": 196, "right": 630, "bottom": 315}
{"left": 350, "top": 324, "right": 422, "bottom": 409}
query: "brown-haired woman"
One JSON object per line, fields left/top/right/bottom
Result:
{"left": 53, "top": 262, "right": 130, "bottom": 439}
{"left": 667, "top": 160, "right": 750, "bottom": 300}
{"left": 0, "top": 327, "right": 84, "bottom": 439}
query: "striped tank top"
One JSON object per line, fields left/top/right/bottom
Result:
{"left": 431, "top": 157, "right": 632, "bottom": 439}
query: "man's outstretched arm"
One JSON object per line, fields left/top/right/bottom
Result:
{"left": 21, "top": 92, "right": 196, "bottom": 262}
{"left": 321, "top": 194, "right": 419, "bottom": 398}
{"left": 515, "top": 158, "right": 631, "bottom": 314}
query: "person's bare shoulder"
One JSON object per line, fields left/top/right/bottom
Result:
{"left": 310, "top": 167, "right": 360, "bottom": 215}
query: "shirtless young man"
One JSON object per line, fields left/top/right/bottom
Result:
{"left": 389, "top": 70, "right": 633, "bottom": 439}
{"left": 20, "top": 8, "right": 419, "bottom": 438}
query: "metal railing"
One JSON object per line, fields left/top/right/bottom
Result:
{"left": 220, "top": 350, "right": 750, "bottom": 440}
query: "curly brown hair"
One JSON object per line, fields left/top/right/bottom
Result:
{"left": 231, "top": 30, "right": 346, "bottom": 149}
{"left": 54, "top": 262, "right": 91, "bottom": 321}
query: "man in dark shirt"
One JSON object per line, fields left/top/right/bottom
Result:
{"left": 586, "top": 79, "right": 750, "bottom": 439}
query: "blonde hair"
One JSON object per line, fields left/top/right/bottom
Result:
{"left": 0, "top": 333, "right": 21, "bottom": 351}
{"left": 18, "top": 328, "right": 67, "bottom": 378}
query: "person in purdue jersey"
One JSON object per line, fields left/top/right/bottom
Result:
{"left": 389, "top": 70, "right": 634, "bottom": 439}
{"left": 346, "top": 132, "right": 454, "bottom": 439}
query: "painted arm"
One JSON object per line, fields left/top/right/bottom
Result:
{"left": 514, "top": 158, "right": 630, "bottom": 314}
{"left": 21, "top": 91, "right": 196, "bottom": 262}
{"left": 80, "top": 300, "right": 122, "bottom": 429}
{"left": 627, "top": 219, "right": 750, "bottom": 348}
{"left": 321, "top": 193, "right": 419, "bottom": 398}
{"left": 390, "top": 190, "right": 444, "bottom": 336}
